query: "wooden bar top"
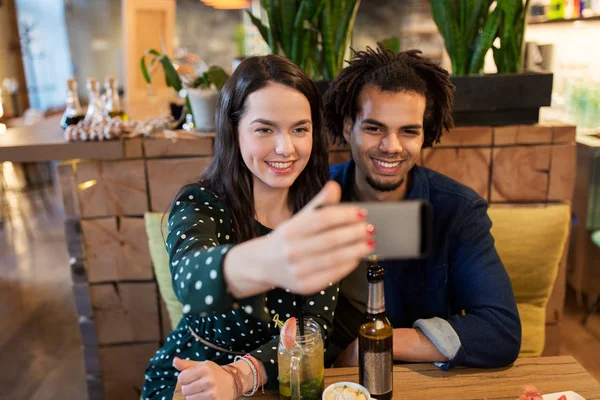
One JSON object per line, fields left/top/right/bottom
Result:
{"left": 0, "top": 115, "right": 125, "bottom": 162}
{"left": 172, "top": 356, "right": 600, "bottom": 400}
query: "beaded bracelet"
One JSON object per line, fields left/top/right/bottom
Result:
{"left": 235, "top": 355, "right": 258, "bottom": 396}
{"left": 243, "top": 354, "right": 265, "bottom": 394}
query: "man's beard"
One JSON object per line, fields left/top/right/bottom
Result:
{"left": 366, "top": 175, "right": 405, "bottom": 192}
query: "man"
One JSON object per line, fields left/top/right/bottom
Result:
{"left": 324, "top": 44, "right": 521, "bottom": 369}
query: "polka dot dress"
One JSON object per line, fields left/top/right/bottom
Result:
{"left": 141, "top": 186, "right": 339, "bottom": 400}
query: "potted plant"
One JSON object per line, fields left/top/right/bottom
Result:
{"left": 186, "top": 67, "right": 229, "bottom": 131}
{"left": 141, "top": 49, "right": 229, "bottom": 131}
{"left": 247, "top": 0, "right": 360, "bottom": 92}
{"left": 429, "top": 0, "right": 553, "bottom": 126}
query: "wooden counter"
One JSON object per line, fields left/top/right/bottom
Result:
{"left": 173, "top": 356, "right": 600, "bottom": 400}
{"left": 0, "top": 115, "right": 125, "bottom": 162}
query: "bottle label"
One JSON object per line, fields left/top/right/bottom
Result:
{"left": 367, "top": 281, "right": 385, "bottom": 314}
{"left": 360, "top": 350, "right": 392, "bottom": 395}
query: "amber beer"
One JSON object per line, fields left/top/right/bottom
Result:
{"left": 358, "top": 263, "right": 393, "bottom": 399}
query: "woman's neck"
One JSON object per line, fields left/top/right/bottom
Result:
{"left": 253, "top": 179, "right": 292, "bottom": 229}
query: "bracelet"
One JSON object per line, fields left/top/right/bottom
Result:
{"left": 221, "top": 365, "right": 243, "bottom": 399}
{"left": 235, "top": 355, "right": 258, "bottom": 396}
{"left": 243, "top": 355, "right": 265, "bottom": 394}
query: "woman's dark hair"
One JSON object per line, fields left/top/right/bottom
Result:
{"left": 168, "top": 55, "right": 328, "bottom": 244}
{"left": 323, "top": 43, "right": 455, "bottom": 148}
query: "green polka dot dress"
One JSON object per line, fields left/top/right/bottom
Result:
{"left": 141, "top": 186, "right": 339, "bottom": 400}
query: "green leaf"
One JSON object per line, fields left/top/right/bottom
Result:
{"left": 492, "top": 45, "right": 504, "bottom": 73}
{"left": 464, "top": 0, "right": 485, "bottom": 48}
{"left": 140, "top": 49, "right": 161, "bottom": 84}
{"left": 280, "top": 0, "right": 298, "bottom": 55}
{"left": 380, "top": 36, "right": 400, "bottom": 54}
{"left": 291, "top": 1, "right": 308, "bottom": 64}
{"left": 310, "top": 0, "right": 326, "bottom": 23}
{"left": 429, "top": 0, "right": 461, "bottom": 74}
{"left": 321, "top": 0, "right": 336, "bottom": 79}
{"left": 263, "top": 0, "right": 280, "bottom": 54}
{"left": 159, "top": 54, "right": 182, "bottom": 91}
{"left": 205, "top": 66, "right": 229, "bottom": 91}
{"left": 468, "top": 7, "right": 500, "bottom": 74}
{"left": 333, "top": 0, "right": 360, "bottom": 75}
{"left": 246, "top": 10, "right": 270, "bottom": 47}
{"left": 185, "top": 95, "right": 195, "bottom": 126}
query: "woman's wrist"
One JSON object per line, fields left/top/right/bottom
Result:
{"left": 229, "top": 356, "right": 268, "bottom": 393}
{"left": 223, "top": 237, "right": 274, "bottom": 298}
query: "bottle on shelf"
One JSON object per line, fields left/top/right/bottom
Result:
{"left": 103, "top": 76, "right": 127, "bottom": 120}
{"left": 358, "top": 262, "right": 393, "bottom": 400}
{"left": 84, "top": 77, "right": 106, "bottom": 123}
{"left": 60, "top": 78, "right": 84, "bottom": 129}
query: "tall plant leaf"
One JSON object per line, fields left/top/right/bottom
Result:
{"left": 245, "top": 11, "right": 270, "bottom": 46}
{"left": 291, "top": 1, "right": 308, "bottom": 63}
{"left": 429, "top": 0, "right": 461, "bottom": 74}
{"left": 334, "top": 0, "right": 360, "bottom": 74}
{"left": 468, "top": 7, "right": 500, "bottom": 74}
{"left": 321, "top": 0, "right": 336, "bottom": 79}
{"left": 280, "top": 0, "right": 298, "bottom": 55}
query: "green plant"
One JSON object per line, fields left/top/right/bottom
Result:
{"left": 141, "top": 50, "right": 229, "bottom": 92}
{"left": 429, "top": 0, "right": 500, "bottom": 76}
{"left": 493, "top": 0, "right": 530, "bottom": 73}
{"left": 380, "top": 36, "right": 400, "bottom": 54}
{"left": 247, "top": 0, "right": 361, "bottom": 80}
{"left": 140, "top": 49, "right": 229, "bottom": 124}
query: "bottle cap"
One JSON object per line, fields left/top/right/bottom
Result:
{"left": 105, "top": 76, "right": 117, "bottom": 88}
{"left": 367, "top": 263, "right": 384, "bottom": 282}
{"left": 87, "top": 78, "right": 99, "bottom": 92}
{"left": 67, "top": 78, "right": 77, "bottom": 91}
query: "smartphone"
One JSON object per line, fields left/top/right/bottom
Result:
{"left": 358, "top": 200, "right": 432, "bottom": 261}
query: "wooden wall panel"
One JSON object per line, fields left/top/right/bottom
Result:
{"left": 99, "top": 343, "right": 159, "bottom": 399}
{"left": 147, "top": 157, "right": 211, "bottom": 212}
{"left": 422, "top": 147, "right": 491, "bottom": 199}
{"left": 90, "top": 283, "right": 160, "bottom": 345}
{"left": 82, "top": 217, "right": 153, "bottom": 282}
{"left": 76, "top": 160, "right": 148, "bottom": 217}
{"left": 491, "top": 146, "right": 551, "bottom": 202}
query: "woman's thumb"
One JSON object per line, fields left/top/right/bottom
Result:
{"left": 173, "top": 356, "right": 194, "bottom": 371}
{"left": 301, "top": 181, "right": 342, "bottom": 213}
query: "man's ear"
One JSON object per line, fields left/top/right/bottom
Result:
{"left": 343, "top": 117, "right": 353, "bottom": 143}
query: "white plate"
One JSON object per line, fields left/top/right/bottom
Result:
{"left": 542, "top": 391, "right": 586, "bottom": 400}
{"left": 322, "top": 382, "right": 371, "bottom": 400}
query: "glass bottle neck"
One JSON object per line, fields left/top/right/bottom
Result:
{"left": 367, "top": 280, "right": 385, "bottom": 315}
{"left": 105, "top": 86, "right": 121, "bottom": 112}
{"left": 65, "top": 90, "right": 82, "bottom": 114}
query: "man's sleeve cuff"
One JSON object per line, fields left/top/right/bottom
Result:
{"left": 413, "top": 317, "right": 463, "bottom": 369}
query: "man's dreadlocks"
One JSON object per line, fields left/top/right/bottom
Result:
{"left": 323, "top": 43, "right": 455, "bottom": 148}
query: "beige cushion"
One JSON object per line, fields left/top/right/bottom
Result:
{"left": 144, "top": 212, "right": 182, "bottom": 330}
{"left": 488, "top": 204, "right": 570, "bottom": 357}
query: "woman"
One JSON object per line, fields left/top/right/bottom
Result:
{"left": 142, "top": 55, "right": 374, "bottom": 400}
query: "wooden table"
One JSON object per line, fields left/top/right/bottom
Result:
{"left": 172, "top": 356, "right": 600, "bottom": 400}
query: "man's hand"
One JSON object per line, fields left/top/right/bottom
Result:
{"left": 173, "top": 357, "right": 236, "bottom": 399}
{"left": 332, "top": 339, "right": 359, "bottom": 368}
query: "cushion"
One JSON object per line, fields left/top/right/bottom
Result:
{"left": 144, "top": 212, "right": 182, "bottom": 330}
{"left": 488, "top": 204, "right": 570, "bottom": 357}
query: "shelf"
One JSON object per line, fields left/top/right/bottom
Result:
{"left": 529, "top": 15, "right": 600, "bottom": 25}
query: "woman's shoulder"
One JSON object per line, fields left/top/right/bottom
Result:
{"left": 169, "top": 184, "right": 230, "bottom": 222}
{"left": 175, "top": 184, "right": 226, "bottom": 209}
